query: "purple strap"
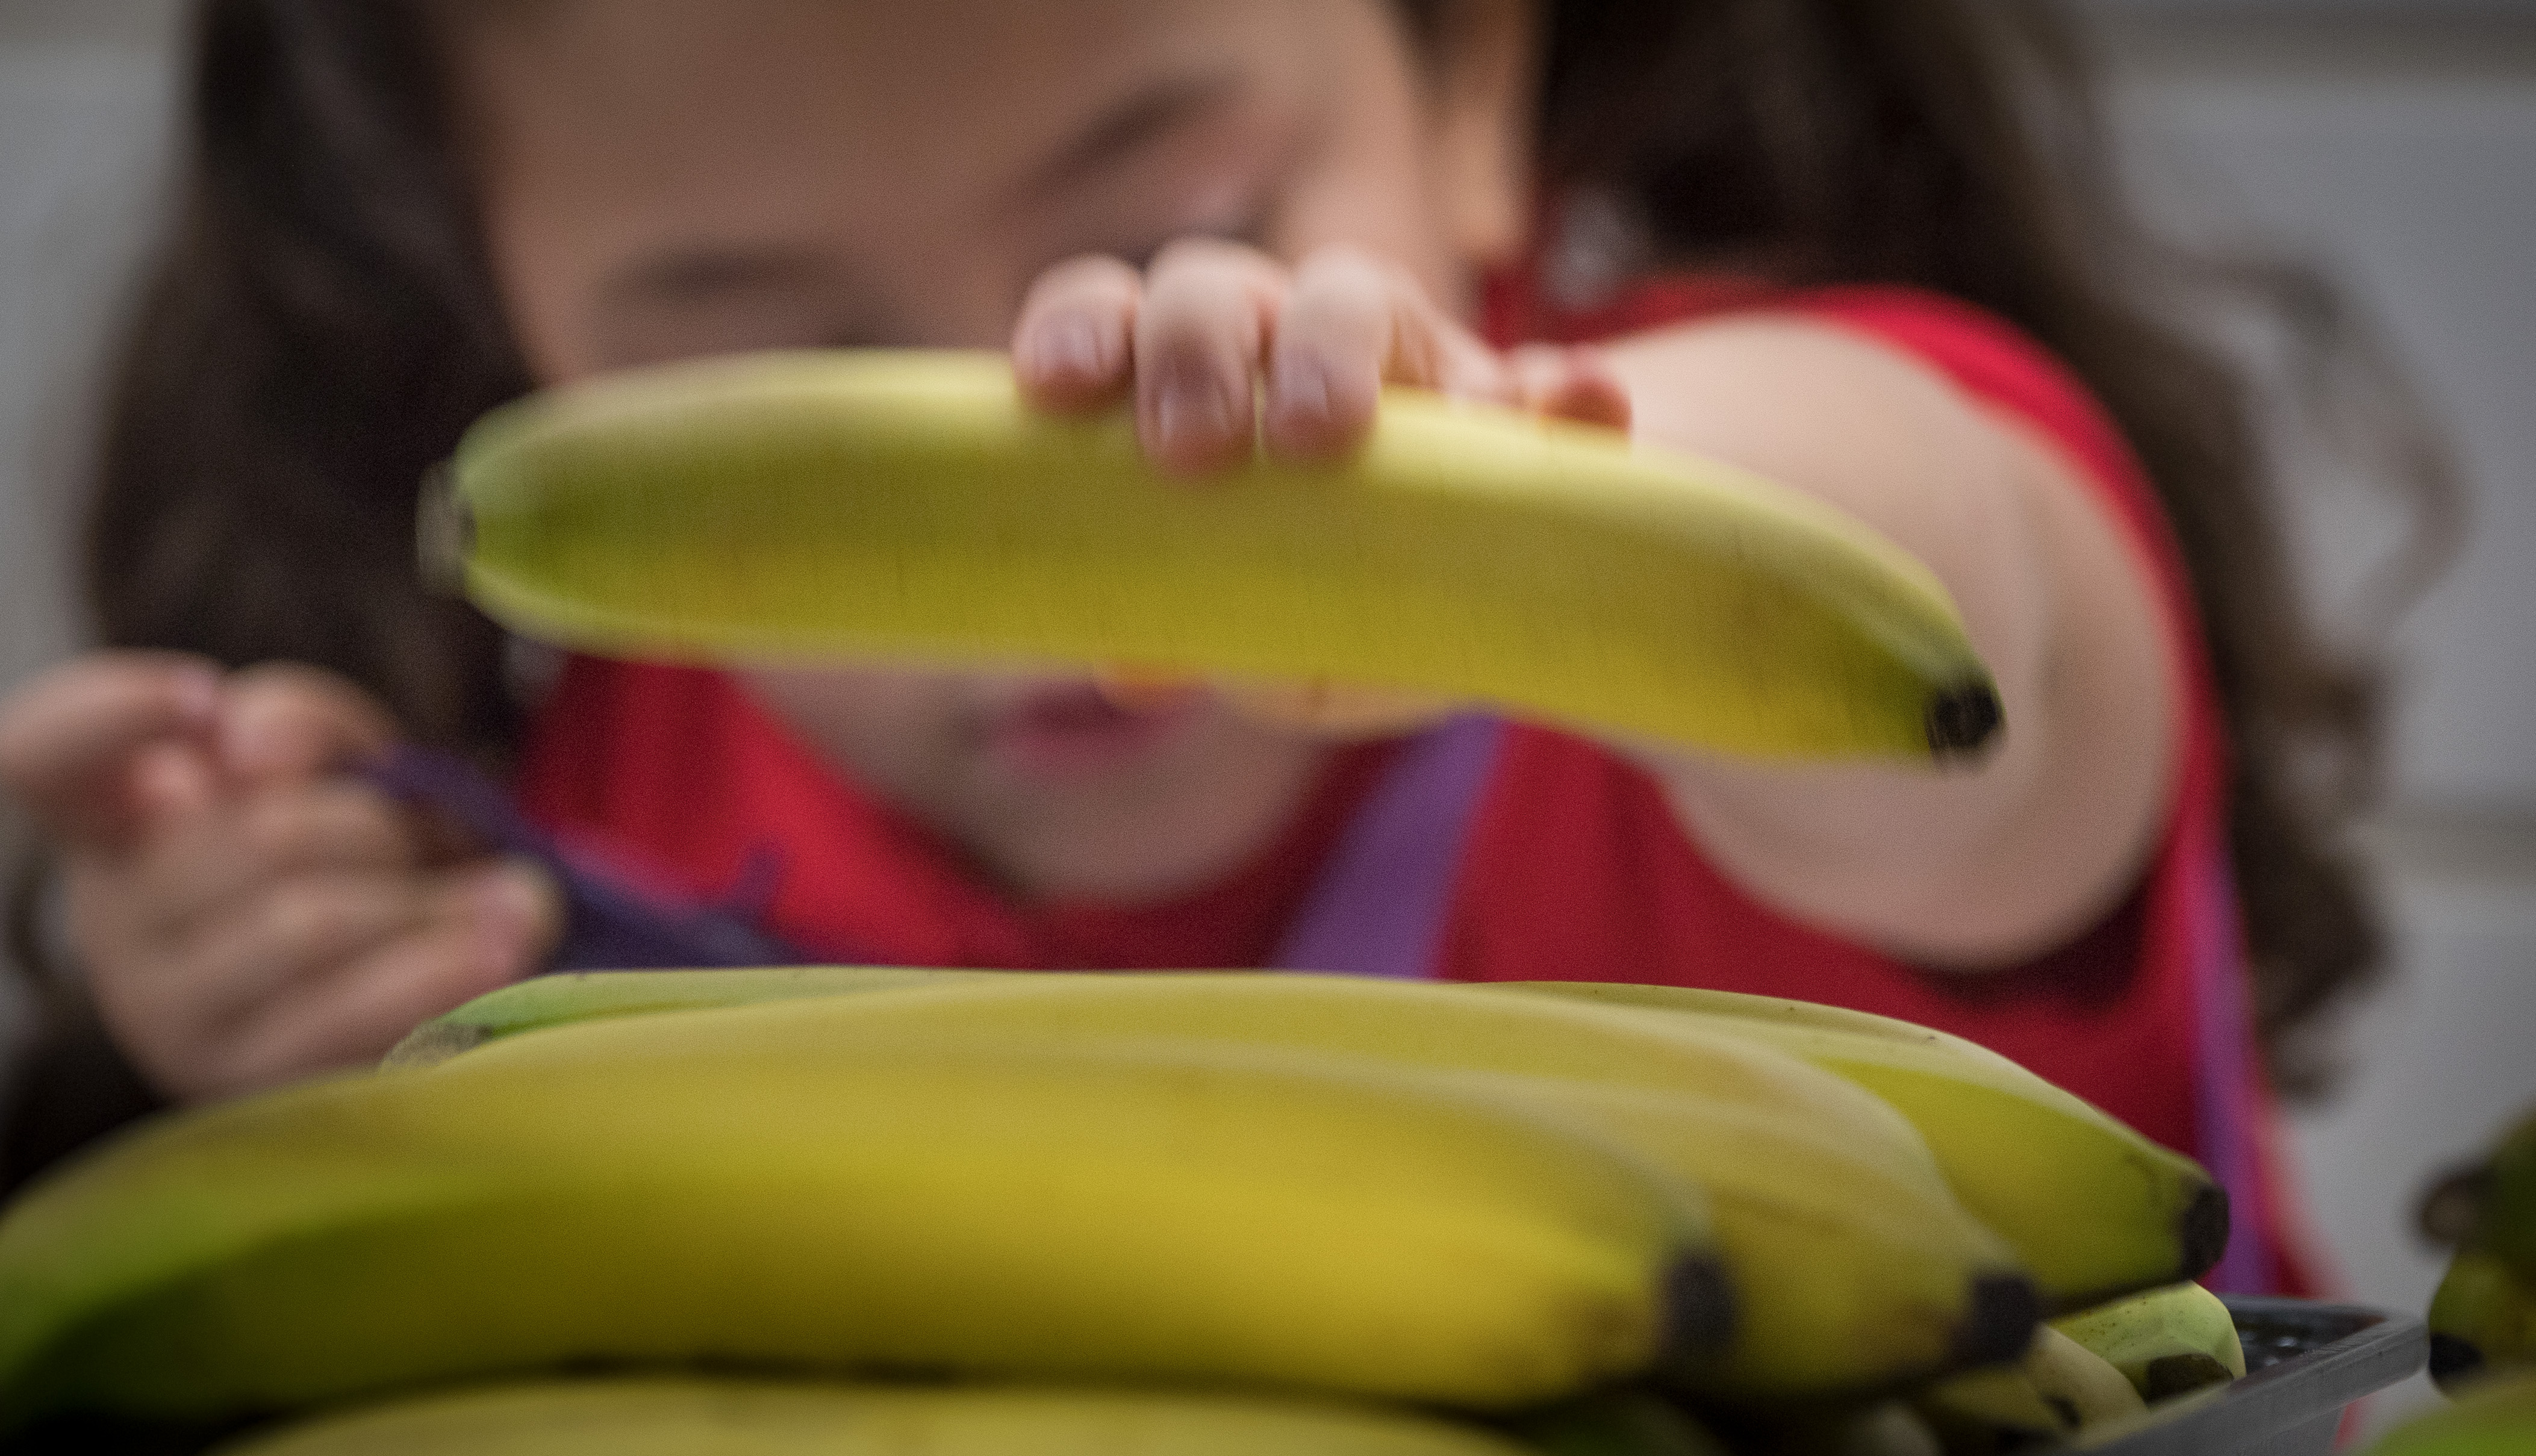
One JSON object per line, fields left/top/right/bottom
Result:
{"left": 361, "top": 716, "right": 1506, "bottom": 985}
{"left": 2189, "top": 830, "right": 2272, "bottom": 1293}
{"left": 363, "top": 745, "right": 810, "bottom": 972}
{"left": 1270, "top": 715, "right": 1506, "bottom": 980}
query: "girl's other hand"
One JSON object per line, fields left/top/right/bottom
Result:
{"left": 1012, "top": 240, "right": 1631, "bottom": 476}
{"left": 0, "top": 654, "right": 561, "bottom": 1103}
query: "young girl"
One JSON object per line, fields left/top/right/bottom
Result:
{"left": 0, "top": 0, "right": 2417, "bottom": 1295}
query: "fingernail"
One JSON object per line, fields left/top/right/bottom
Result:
{"left": 1154, "top": 369, "right": 1233, "bottom": 452}
{"left": 1031, "top": 314, "right": 1111, "bottom": 383}
{"left": 218, "top": 711, "right": 274, "bottom": 776}
{"left": 1274, "top": 353, "right": 1333, "bottom": 426}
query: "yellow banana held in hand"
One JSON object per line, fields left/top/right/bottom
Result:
{"left": 434, "top": 350, "right": 2002, "bottom": 762}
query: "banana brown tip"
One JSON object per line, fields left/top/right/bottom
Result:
{"left": 2143, "top": 1352, "right": 2234, "bottom": 1401}
{"left": 380, "top": 1021, "right": 489, "bottom": 1071}
{"left": 1948, "top": 1274, "right": 2043, "bottom": 1370}
{"left": 2178, "top": 1182, "right": 2232, "bottom": 1282}
{"left": 2429, "top": 1332, "right": 2486, "bottom": 1389}
{"left": 1924, "top": 680, "right": 2004, "bottom": 759}
{"left": 1659, "top": 1253, "right": 1738, "bottom": 1364}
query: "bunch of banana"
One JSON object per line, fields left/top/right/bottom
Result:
{"left": 434, "top": 350, "right": 2001, "bottom": 762}
{"left": 0, "top": 1027, "right": 1722, "bottom": 1434}
{"left": 392, "top": 969, "right": 2230, "bottom": 1322}
{"left": 395, "top": 967, "right": 2245, "bottom": 1401}
{"left": 2, "top": 970, "right": 2248, "bottom": 1451}
{"left": 407, "top": 971, "right": 2041, "bottom": 1397}
{"left": 1476, "top": 982, "right": 2228, "bottom": 1309}
{"left": 2420, "top": 1106, "right": 2536, "bottom": 1393}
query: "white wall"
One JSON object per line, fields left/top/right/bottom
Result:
{"left": 0, "top": 0, "right": 183, "bottom": 1053}
{"left": 2085, "top": 9, "right": 2536, "bottom": 1435}
{"left": 0, "top": 4, "right": 2531, "bottom": 1437}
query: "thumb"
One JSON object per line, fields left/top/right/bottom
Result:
{"left": 1506, "top": 344, "right": 1633, "bottom": 432}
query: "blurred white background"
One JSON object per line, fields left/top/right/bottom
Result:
{"left": 1, "top": 0, "right": 2530, "bottom": 1437}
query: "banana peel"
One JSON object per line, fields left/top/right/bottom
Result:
{"left": 438, "top": 350, "right": 2001, "bottom": 764}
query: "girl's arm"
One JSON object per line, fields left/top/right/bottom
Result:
{"left": 1599, "top": 317, "right": 2178, "bottom": 968}
{"left": 1015, "top": 243, "right": 2179, "bottom": 969}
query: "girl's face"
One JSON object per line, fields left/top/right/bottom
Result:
{"left": 449, "top": 0, "right": 1533, "bottom": 900}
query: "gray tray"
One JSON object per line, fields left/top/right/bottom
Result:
{"left": 2079, "top": 1296, "right": 2426, "bottom": 1456}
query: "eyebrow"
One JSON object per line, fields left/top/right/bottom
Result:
{"left": 603, "top": 247, "right": 843, "bottom": 308}
{"left": 1010, "top": 66, "right": 1247, "bottom": 203}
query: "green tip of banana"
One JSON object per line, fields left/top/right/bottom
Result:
{"left": 440, "top": 349, "right": 2001, "bottom": 764}
{"left": 2367, "top": 1367, "right": 2536, "bottom": 1456}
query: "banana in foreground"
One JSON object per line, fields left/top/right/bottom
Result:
{"left": 207, "top": 1378, "right": 1550, "bottom": 1456}
{"left": 438, "top": 350, "right": 2001, "bottom": 762}
{"left": 2363, "top": 1367, "right": 2536, "bottom": 1456}
{"left": 1484, "top": 981, "right": 2228, "bottom": 1310}
{"left": 414, "top": 975, "right": 2039, "bottom": 1398}
{"left": 2420, "top": 1104, "right": 2536, "bottom": 1392}
{"left": 0, "top": 1031, "right": 1719, "bottom": 1432}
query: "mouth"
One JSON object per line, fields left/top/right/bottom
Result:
{"left": 983, "top": 680, "right": 1200, "bottom": 779}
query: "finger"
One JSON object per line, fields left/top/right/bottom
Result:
{"left": 173, "top": 868, "right": 444, "bottom": 1036}
{"left": 1277, "top": 246, "right": 1511, "bottom": 397}
{"left": 1506, "top": 343, "right": 1633, "bottom": 431}
{"left": 1133, "top": 239, "right": 1286, "bottom": 477}
{"left": 216, "top": 662, "right": 399, "bottom": 785}
{"left": 210, "top": 861, "right": 562, "bottom": 1094}
{"left": 132, "top": 781, "right": 425, "bottom": 942}
{"left": 1012, "top": 254, "right": 1141, "bottom": 411}
{"left": 0, "top": 652, "right": 220, "bottom": 846}
{"left": 127, "top": 738, "right": 222, "bottom": 826}
{"left": 1263, "top": 249, "right": 1395, "bottom": 461}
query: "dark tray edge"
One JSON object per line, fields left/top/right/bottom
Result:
{"left": 2079, "top": 1297, "right": 2427, "bottom": 1455}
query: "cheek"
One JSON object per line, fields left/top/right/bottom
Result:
{"left": 482, "top": 225, "right": 597, "bottom": 384}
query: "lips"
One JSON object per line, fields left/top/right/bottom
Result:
{"left": 983, "top": 681, "right": 1198, "bottom": 779}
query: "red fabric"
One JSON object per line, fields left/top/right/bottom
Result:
{"left": 514, "top": 270, "right": 2314, "bottom": 1291}
{"left": 519, "top": 662, "right": 1398, "bottom": 971}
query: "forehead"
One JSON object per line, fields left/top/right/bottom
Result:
{"left": 450, "top": 0, "right": 1329, "bottom": 220}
